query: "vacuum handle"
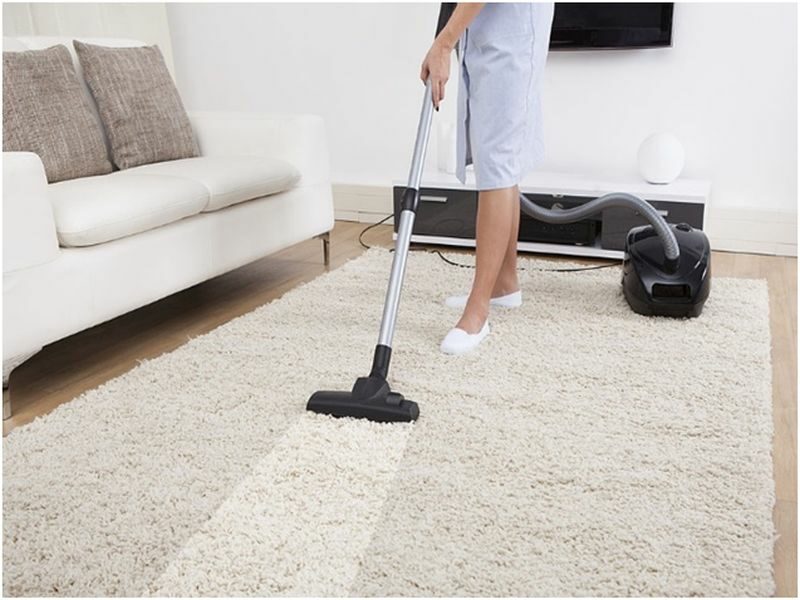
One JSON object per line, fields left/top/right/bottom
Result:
{"left": 406, "top": 80, "right": 435, "bottom": 193}
{"left": 375, "top": 81, "right": 435, "bottom": 352}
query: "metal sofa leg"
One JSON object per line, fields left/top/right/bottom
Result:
{"left": 3, "top": 381, "right": 10, "bottom": 421}
{"left": 3, "top": 381, "right": 11, "bottom": 421}
{"left": 4, "top": 367, "right": 13, "bottom": 421}
{"left": 317, "top": 231, "right": 331, "bottom": 267}
{"left": 3, "top": 349, "right": 41, "bottom": 420}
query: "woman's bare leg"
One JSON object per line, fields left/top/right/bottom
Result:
{"left": 493, "top": 188, "right": 521, "bottom": 297}
{"left": 456, "top": 186, "right": 517, "bottom": 333}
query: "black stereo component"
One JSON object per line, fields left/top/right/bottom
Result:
{"left": 519, "top": 194, "right": 598, "bottom": 245}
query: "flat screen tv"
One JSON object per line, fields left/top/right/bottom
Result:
{"left": 550, "top": 3, "right": 674, "bottom": 50}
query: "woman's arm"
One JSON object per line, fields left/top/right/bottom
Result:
{"left": 421, "top": 3, "right": 485, "bottom": 109}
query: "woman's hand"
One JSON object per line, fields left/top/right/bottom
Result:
{"left": 420, "top": 39, "right": 454, "bottom": 110}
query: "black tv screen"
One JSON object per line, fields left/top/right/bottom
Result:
{"left": 550, "top": 3, "right": 674, "bottom": 50}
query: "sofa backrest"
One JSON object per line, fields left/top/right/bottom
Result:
{"left": 3, "top": 36, "right": 148, "bottom": 153}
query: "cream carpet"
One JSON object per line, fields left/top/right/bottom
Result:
{"left": 3, "top": 249, "right": 775, "bottom": 596}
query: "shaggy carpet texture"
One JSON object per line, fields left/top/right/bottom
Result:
{"left": 3, "top": 249, "right": 775, "bottom": 597}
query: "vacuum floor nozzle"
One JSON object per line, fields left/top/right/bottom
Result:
{"left": 307, "top": 374, "right": 419, "bottom": 423}
{"left": 307, "top": 391, "right": 419, "bottom": 422}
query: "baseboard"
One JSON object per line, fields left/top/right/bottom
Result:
{"left": 332, "top": 183, "right": 798, "bottom": 257}
{"left": 332, "top": 183, "right": 394, "bottom": 224}
{"left": 705, "top": 207, "right": 797, "bottom": 256}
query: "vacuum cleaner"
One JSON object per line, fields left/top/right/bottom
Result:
{"left": 306, "top": 81, "right": 711, "bottom": 423}
{"left": 517, "top": 193, "right": 711, "bottom": 318}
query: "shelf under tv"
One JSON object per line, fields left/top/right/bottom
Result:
{"left": 391, "top": 171, "right": 711, "bottom": 261}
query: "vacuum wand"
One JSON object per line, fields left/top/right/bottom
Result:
{"left": 378, "top": 82, "right": 435, "bottom": 348}
{"left": 306, "top": 82, "right": 434, "bottom": 422}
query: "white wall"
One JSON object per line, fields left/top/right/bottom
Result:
{"left": 167, "top": 2, "right": 797, "bottom": 215}
{"left": 3, "top": 3, "right": 175, "bottom": 71}
{"left": 167, "top": 3, "right": 445, "bottom": 185}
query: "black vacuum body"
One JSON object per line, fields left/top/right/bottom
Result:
{"left": 622, "top": 222, "right": 711, "bottom": 318}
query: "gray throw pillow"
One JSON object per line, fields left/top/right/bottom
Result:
{"left": 3, "top": 45, "right": 113, "bottom": 183}
{"left": 73, "top": 40, "right": 198, "bottom": 170}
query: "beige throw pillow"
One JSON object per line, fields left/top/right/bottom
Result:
{"left": 3, "top": 45, "right": 113, "bottom": 183}
{"left": 73, "top": 40, "right": 198, "bottom": 170}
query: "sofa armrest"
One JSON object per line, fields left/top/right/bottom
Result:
{"left": 3, "top": 152, "right": 59, "bottom": 273}
{"left": 188, "top": 112, "right": 331, "bottom": 188}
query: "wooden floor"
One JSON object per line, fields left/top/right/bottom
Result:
{"left": 3, "top": 220, "right": 797, "bottom": 596}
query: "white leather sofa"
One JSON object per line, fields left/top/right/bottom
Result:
{"left": 2, "top": 37, "right": 335, "bottom": 418}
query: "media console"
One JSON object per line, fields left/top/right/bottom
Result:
{"left": 392, "top": 171, "right": 711, "bottom": 259}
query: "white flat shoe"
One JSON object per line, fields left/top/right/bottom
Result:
{"left": 440, "top": 321, "right": 490, "bottom": 355}
{"left": 444, "top": 290, "right": 522, "bottom": 309}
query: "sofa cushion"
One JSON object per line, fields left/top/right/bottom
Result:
{"left": 5, "top": 36, "right": 159, "bottom": 156}
{"left": 49, "top": 172, "right": 209, "bottom": 247}
{"left": 73, "top": 40, "right": 197, "bottom": 170}
{"left": 2, "top": 45, "right": 113, "bottom": 182}
{"left": 126, "top": 155, "right": 301, "bottom": 212}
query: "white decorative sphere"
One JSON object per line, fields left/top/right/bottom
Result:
{"left": 637, "top": 132, "right": 685, "bottom": 184}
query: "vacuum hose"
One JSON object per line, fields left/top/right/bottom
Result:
{"left": 518, "top": 191, "right": 680, "bottom": 267}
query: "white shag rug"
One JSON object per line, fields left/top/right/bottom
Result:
{"left": 3, "top": 249, "right": 775, "bottom": 597}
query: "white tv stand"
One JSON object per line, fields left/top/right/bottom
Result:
{"left": 392, "top": 170, "right": 711, "bottom": 260}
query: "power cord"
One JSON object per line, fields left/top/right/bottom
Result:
{"left": 428, "top": 249, "right": 620, "bottom": 273}
{"left": 358, "top": 214, "right": 394, "bottom": 250}
{"left": 358, "top": 215, "right": 621, "bottom": 273}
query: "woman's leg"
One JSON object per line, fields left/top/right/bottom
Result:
{"left": 456, "top": 185, "right": 517, "bottom": 333}
{"left": 493, "top": 189, "right": 521, "bottom": 297}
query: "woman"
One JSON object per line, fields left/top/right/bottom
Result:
{"left": 420, "top": 2, "right": 554, "bottom": 354}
